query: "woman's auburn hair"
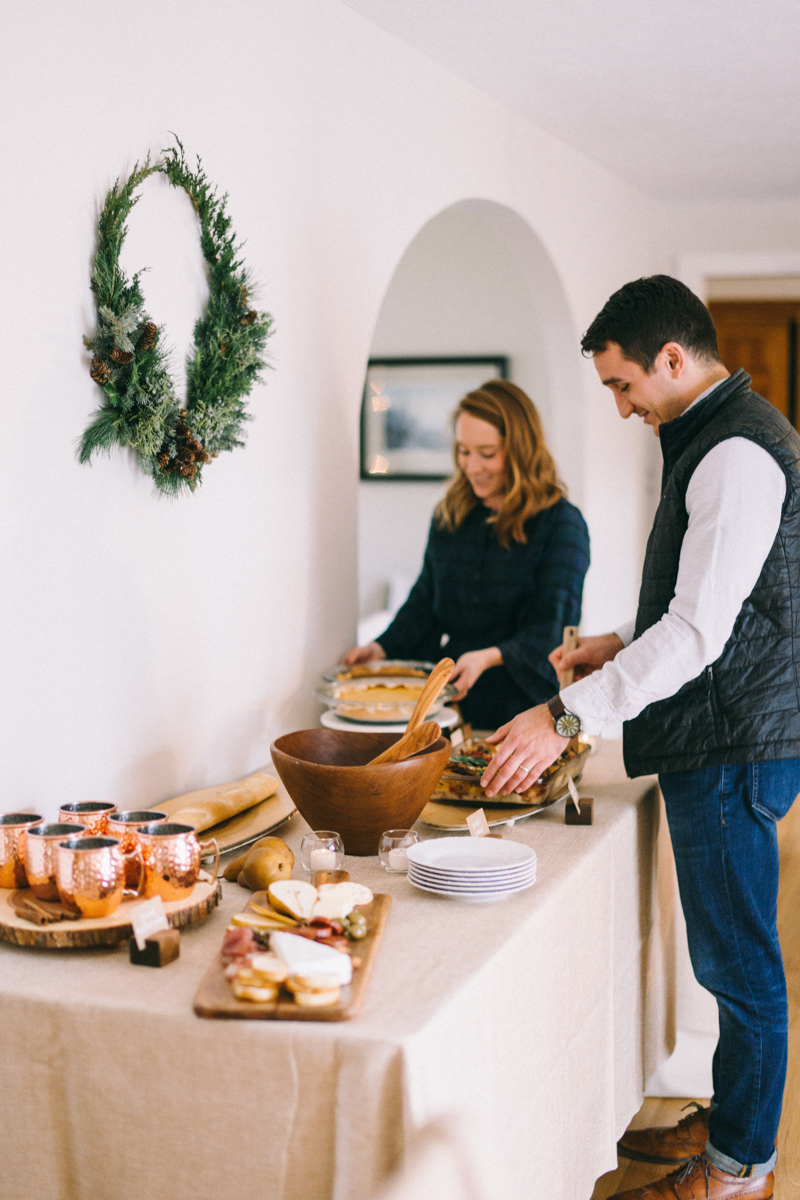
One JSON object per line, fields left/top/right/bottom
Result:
{"left": 434, "top": 379, "right": 563, "bottom": 547}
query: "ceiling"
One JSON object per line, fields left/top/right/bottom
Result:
{"left": 341, "top": 0, "right": 800, "bottom": 202}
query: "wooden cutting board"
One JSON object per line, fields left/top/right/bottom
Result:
{"left": 193, "top": 893, "right": 391, "bottom": 1022}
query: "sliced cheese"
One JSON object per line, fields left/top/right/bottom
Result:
{"left": 312, "top": 882, "right": 356, "bottom": 920}
{"left": 271, "top": 931, "right": 353, "bottom": 984}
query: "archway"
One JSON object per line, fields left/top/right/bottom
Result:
{"left": 357, "top": 199, "right": 582, "bottom": 643}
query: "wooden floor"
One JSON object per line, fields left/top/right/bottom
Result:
{"left": 591, "top": 794, "right": 800, "bottom": 1199}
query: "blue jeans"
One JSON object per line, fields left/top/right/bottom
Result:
{"left": 660, "top": 760, "right": 800, "bottom": 1177}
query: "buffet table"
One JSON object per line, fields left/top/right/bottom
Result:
{"left": 0, "top": 742, "right": 676, "bottom": 1200}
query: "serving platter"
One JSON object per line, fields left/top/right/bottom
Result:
{"left": 0, "top": 878, "right": 221, "bottom": 949}
{"left": 193, "top": 890, "right": 391, "bottom": 1021}
{"left": 418, "top": 796, "right": 563, "bottom": 830}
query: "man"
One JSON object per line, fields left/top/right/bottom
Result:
{"left": 481, "top": 275, "right": 800, "bottom": 1199}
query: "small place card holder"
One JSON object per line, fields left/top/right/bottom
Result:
{"left": 565, "top": 776, "right": 593, "bottom": 826}
{"left": 128, "top": 896, "right": 180, "bottom": 967}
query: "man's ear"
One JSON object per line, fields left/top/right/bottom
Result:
{"left": 659, "top": 342, "right": 686, "bottom": 376}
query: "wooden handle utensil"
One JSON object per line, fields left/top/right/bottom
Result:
{"left": 368, "top": 720, "right": 442, "bottom": 766}
{"left": 367, "top": 657, "right": 454, "bottom": 766}
{"left": 559, "top": 626, "right": 579, "bottom": 688}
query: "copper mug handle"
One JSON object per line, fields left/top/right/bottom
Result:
{"left": 198, "top": 838, "right": 220, "bottom": 889}
{"left": 122, "top": 846, "right": 146, "bottom": 897}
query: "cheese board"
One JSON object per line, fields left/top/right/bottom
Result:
{"left": 0, "top": 878, "right": 221, "bottom": 949}
{"left": 193, "top": 889, "right": 391, "bottom": 1021}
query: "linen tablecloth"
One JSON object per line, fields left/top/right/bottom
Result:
{"left": 0, "top": 742, "right": 676, "bottom": 1200}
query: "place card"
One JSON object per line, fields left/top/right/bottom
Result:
{"left": 130, "top": 896, "right": 169, "bottom": 951}
{"left": 467, "top": 808, "right": 490, "bottom": 838}
{"left": 567, "top": 776, "right": 581, "bottom": 815}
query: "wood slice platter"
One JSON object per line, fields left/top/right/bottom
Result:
{"left": 0, "top": 878, "right": 221, "bottom": 949}
{"left": 193, "top": 893, "right": 391, "bottom": 1022}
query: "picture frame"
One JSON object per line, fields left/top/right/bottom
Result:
{"left": 360, "top": 356, "right": 509, "bottom": 481}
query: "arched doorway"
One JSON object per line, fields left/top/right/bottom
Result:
{"left": 357, "top": 199, "right": 582, "bottom": 643}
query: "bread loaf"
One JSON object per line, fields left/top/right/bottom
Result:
{"left": 154, "top": 770, "right": 279, "bottom": 832}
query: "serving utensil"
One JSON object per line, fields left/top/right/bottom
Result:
{"left": 367, "top": 720, "right": 441, "bottom": 766}
{"left": 558, "top": 625, "right": 579, "bottom": 687}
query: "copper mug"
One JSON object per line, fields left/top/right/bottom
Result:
{"left": 137, "top": 822, "right": 220, "bottom": 901}
{"left": 58, "top": 801, "right": 117, "bottom": 836}
{"left": 107, "top": 811, "right": 169, "bottom": 887}
{"left": 56, "top": 836, "right": 145, "bottom": 918}
{"left": 0, "top": 813, "right": 45, "bottom": 888}
{"left": 24, "top": 823, "right": 87, "bottom": 900}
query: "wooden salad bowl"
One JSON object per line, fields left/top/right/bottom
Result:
{"left": 270, "top": 729, "right": 450, "bottom": 855}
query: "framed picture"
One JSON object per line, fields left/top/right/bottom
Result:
{"left": 360, "top": 356, "right": 509, "bottom": 481}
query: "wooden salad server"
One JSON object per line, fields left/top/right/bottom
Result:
{"left": 367, "top": 721, "right": 442, "bottom": 766}
{"left": 368, "top": 657, "right": 454, "bottom": 765}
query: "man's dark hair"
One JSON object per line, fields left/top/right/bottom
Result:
{"left": 581, "top": 275, "right": 722, "bottom": 372}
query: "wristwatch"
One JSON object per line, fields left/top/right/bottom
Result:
{"left": 547, "top": 694, "right": 581, "bottom": 738}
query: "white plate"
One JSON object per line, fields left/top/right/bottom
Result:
{"left": 408, "top": 876, "right": 536, "bottom": 902}
{"left": 408, "top": 867, "right": 536, "bottom": 887}
{"left": 410, "top": 868, "right": 534, "bottom": 888}
{"left": 407, "top": 837, "right": 535, "bottom": 872}
{"left": 407, "top": 860, "right": 536, "bottom": 879}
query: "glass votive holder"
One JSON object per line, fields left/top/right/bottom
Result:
{"left": 300, "top": 830, "right": 345, "bottom": 875}
{"left": 379, "top": 829, "right": 419, "bottom": 874}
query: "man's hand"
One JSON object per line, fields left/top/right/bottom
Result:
{"left": 480, "top": 704, "right": 568, "bottom": 797}
{"left": 340, "top": 641, "right": 386, "bottom": 667}
{"left": 449, "top": 647, "right": 502, "bottom": 701}
{"left": 548, "top": 633, "right": 624, "bottom": 682}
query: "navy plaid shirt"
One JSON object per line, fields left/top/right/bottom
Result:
{"left": 377, "top": 497, "right": 590, "bottom": 727}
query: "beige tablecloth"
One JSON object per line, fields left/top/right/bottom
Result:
{"left": 0, "top": 742, "right": 676, "bottom": 1200}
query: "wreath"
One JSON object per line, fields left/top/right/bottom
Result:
{"left": 80, "top": 139, "right": 273, "bottom": 494}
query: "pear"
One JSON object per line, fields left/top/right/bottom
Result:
{"left": 222, "top": 835, "right": 295, "bottom": 883}
{"left": 239, "top": 841, "right": 295, "bottom": 891}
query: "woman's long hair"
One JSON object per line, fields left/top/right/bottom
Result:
{"left": 435, "top": 380, "right": 563, "bottom": 547}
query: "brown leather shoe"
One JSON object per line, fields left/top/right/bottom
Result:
{"left": 609, "top": 1155, "right": 773, "bottom": 1199}
{"left": 618, "top": 1103, "right": 710, "bottom": 1165}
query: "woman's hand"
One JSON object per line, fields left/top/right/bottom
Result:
{"left": 448, "top": 647, "right": 502, "bottom": 701}
{"left": 340, "top": 641, "right": 387, "bottom": 667}
{"left": 548, "top": 633, "right": 624, "bottom": 682}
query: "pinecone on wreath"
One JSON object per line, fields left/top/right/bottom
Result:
{"left": 157, "top": 453, "right": 171, "bottom": 471}
{"left": 140, "top": 322, "right": 158, "bottom": 351}
{"left": 111, "top": 348, "right": 134, "bottom": 364}
{"left": 241, "top": 310, "right": 258, "bottom": 326}
{"left": 90, "top": 356, "right": 111, "bottom": 385}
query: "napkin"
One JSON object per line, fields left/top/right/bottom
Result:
{"left": 154, "top": 770, "right": 279, "bottom": 832}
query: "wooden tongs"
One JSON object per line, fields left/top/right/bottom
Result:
{"left": 368, "top": 657, "right": 454, "bottom": 765}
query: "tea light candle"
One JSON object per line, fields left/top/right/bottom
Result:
{"left": 309, "top": 847, "right": 338, "bottom": 871}
{"left": 388, "top": 847, "right": 409, "bottom": 872}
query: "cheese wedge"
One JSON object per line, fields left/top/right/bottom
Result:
{"left": 312, "top": 882, "right": 356, "bottom": 920}
{"left": 271, "top": 931, "right": 353, "bottom": 984}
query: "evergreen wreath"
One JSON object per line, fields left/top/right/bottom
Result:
{"left": 80, "top": 138, "right": 273, "bottom": 494}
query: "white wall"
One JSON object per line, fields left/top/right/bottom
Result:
{"left": 0, "top": 0, "right": 659, "bottom": 818}
{"left": 359, "top": 204, "right": 550, "bottom": 620}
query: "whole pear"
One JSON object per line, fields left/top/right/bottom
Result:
{"left": 223, "top": 835, "right": 295, "bottom": 882}
{"left": 239, "top": 840, "right": 295, "bottom": 891}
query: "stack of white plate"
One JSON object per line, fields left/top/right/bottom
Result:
{"left": 406, "top": 836, "right": 537, "bottom": 901}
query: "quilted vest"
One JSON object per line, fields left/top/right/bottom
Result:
{"left": 623, "top": 369, "right": 800, "bottom": 778}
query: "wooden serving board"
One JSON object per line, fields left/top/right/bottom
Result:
{"left": 0, "top": 878, "right": 221, "bottom": 949}
{"left": 193, "top": 893, "right": 391, "bottom": 1022}
{"left": 419, "top": 799, "right": 554, "bottom": 829}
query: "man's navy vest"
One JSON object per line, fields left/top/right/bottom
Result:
{"left": 623, "top": 369, "right": 800, "bottom": 778}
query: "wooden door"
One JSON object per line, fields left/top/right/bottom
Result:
{"left": 709, "top": 300, "right": 800, "bottom": 427}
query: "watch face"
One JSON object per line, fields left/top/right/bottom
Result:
{"left": 555, "top": 712, "right": 581, "bottom": 738}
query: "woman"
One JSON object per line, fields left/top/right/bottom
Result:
{"left": 342, "top": 380, "right": 590, "bottom": 728}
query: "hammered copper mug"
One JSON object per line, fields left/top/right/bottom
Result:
{"left": 56, "top": 836, "right": 145, "bottom": 918}
{"left": 58, "top": 801, "right": 117, "bottom": 836}
{"left": 0, "top": 813, "right": 44, "bottom": 889}
{"left": 24, "top": 823, "right": 87, "bottom": 899}
{"left": 137, "top": 822, "right": 220, "bottom": 901}
{"left": 107, "top": 811, "right": 169, "bottom": 887}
